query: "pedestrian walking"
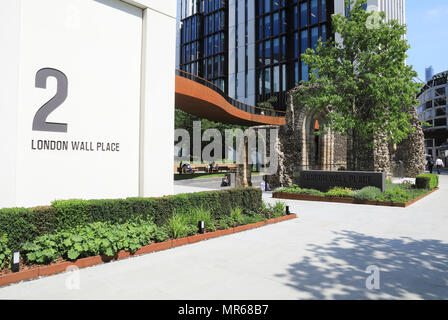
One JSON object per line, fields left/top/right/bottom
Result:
{"left": 435, "top": 157, "right": 445, "bottom": 174}
{"left": 427, "top": 157, "right": 434, "bottom": 174}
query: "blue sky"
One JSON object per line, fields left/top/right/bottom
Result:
{"left": 406, "top": 0, "right": 448, "bottom": 82}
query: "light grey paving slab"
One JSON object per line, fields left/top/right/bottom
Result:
{"left": 1, "top": 176, "right": 447, "bottom": 300}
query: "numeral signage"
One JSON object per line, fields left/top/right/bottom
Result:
{"left": 33, "top": 68, "right": 68, "bottom": 133}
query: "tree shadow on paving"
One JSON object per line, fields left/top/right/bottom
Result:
{"left": 274, "top": 230, "right": 448, "bottom": 299}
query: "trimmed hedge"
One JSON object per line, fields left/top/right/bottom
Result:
{"left": 0, "top": 188, "right": 262, "bottom": 251}
{"left": 0, "top": 208, "right": 37, "bottom": 251}
{"left": 415, "top": 174, "right": 439, "bottom": 190}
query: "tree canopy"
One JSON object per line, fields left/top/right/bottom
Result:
{"left": 297, "top": 0, "right": 421, "bottom": 146}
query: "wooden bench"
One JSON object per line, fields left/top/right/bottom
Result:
{"left": 174, "top": 163, "right": 237, "bottom": 174}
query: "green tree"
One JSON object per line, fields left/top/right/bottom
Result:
{"left": 174, "top": 109, "right": 247, "bottom": 162}
{"left": 296, "top": 0, "right": 422, "bottom": 170}
{"left": 257, "top": 96, "right": 278, "bottom": 111}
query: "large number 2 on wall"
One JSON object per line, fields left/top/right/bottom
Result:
{"left": 33, "top": 68, "right": 68, "bottom": 133}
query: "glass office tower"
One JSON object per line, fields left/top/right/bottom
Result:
{"left": 179, "top": 0, "right": 228, "bottom": 93}
{"left": 177, "top": 0, "right": 405, "bottom": 111}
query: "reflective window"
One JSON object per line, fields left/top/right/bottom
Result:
{"left": 265, "top": 0, "right": 270, "bottom": 14}
{"left": 300, "top": 2, "right": 308, "bottom": 28}
{"left": 273, "top": 12, "right": 279, "bottom": 36}
{"left": 311, "top": 0, "right": 318, "bottom": 25}
{"left": 281, "top": 10, "right": 286, "bottom": 33}
{"left": 434, "top": 118, "right": 447, "bottom": 127}
{"left": 265, "top": 68, "right": 271, "bottom": 94}
{"left": 301, "top": 30, "right": 308, "bottom": 53}
{"left": 282, "top": 64, "right": 287, "bottom": 91}
{"left": 264, "top": 40, "right": 271, "bottom": 64}
{"left": 301, "top": 61, "right": 309, "bottom": 81}
{"left": 311, "top": 27, "right": 319, "bottom": 50}
{"left": 274, "top": 66, "right": 280, "bottom": 92}
{"left": 265, "top": 15, "right": 271, "bottom": 37}
{"left": 321, "top": 0, "right": 326, "bottom": 21}
{"left": 273, "top": 38, "right": 280, "bottom": 63}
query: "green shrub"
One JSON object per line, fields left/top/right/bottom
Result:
{"left": 22, "top": 220, "right": 161, "bottom": 264}
{"left": 257, "top": 202, "right": 286, "bottom": 219}
{"left": 187, "top": 207, "right": 216, "bottom": 232}
{"left": 279, "top": 184, "right": 301, "bottom": 193}
{"left": 0, "top": 208, "right": 37, "bottom": 251}
{"left": 278, "top": 186, "right": 325, "bottom": 197}
{"left": 22, "top": 234, "right": 60, "bottom": 264}
{"left": 325, "top": 187, "right": 355, "bottom": 198}
{"left": 30, "top": 206, "right": 58, "bottom": 236}
{"left": 354, "top": 187, "right": 383, "bottom": 201}
{"left": 271, "top": 201, "right": 286, "bottom": 217}
{"left": 153, "top": 226, "right": 169, "bottom": 243}
{"left": 165, "top": 213, "right": 196, "bottom": 239}
{"left": 376, "top": 188, "right": 409, "bottom": 204}
{"left": 230, "top": 207, "right": 245, "bottom": 225}
{"left": 0, "top": 188, "right": 262, "bottom": 252}
{"left": 0, "top": 235, "right": 11, "bottom": 269}
{"left": 416, "top": 174, "right": 439, "bottom": 190}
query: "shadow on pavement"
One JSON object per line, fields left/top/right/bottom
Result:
{"left": 275, "top": 230, "right": 448, "bottom": 299}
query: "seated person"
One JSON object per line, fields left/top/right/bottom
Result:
{"left": 209, "top": 161, "right": 215, "bottom": 172}
{"left": 221, "top": 175, "right": 230, "bottom": 187}
{"left": 260, "top": 179, "right": 271, "bottom": 192}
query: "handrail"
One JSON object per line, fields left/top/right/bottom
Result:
{"left": 176, "top": 69, "right": 286, "bottom": 118}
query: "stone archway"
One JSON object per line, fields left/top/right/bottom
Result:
{"left": 267, "top": 86, "right": 348, "bottom": 189}
{"left": 267, "top": 84, "right": 425, "bottom": 189}
{"left": 301, "top": 109, "right": 336, "bottom": 171}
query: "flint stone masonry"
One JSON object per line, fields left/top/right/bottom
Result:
{"left": 299, "top": 170, "right": 386, "bottom": 192}
{"left": 267, "top": 85, "right": 425, "bottom": 189}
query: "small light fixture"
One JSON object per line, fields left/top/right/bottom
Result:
{"left": 286, "top": 206, "right": 291, "bottom": 215}
{"left": 198, "top": 221, "right": 205, "bottom": 234}
{"left": 11, "top": 252, "right": 20, "bottom": 273}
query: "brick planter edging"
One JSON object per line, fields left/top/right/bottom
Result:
{"left": 273, "top": 188, "right": 439, "bottom": 208}
{"left": 0, "top": 214, "right": 297, "bottom": 288}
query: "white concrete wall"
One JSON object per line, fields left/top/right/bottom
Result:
{"left": 333, "top": 0, "right": 405, "bottom": 24}
{"left": 0, "top": 0, "right": 21, "bottom": 208}
{"left": 333, "top": 0, "right": 406, "bottom": 43}
{"left": 0, "top": 0, "right": 176, "bottom": 207}
{"left": 140, "top": 5, "right": 176, "bottom": 198}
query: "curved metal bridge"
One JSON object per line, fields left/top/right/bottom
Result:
{"left": 175, "top": 69, "right": 286, "bottom": 126}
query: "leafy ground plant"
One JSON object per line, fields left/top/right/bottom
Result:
{"left": 186, "top": 207, "right": 216, "bottom": 232}
{"left": 375, "top": 188, "right": 409, "bottom": 204}
{"left": 165, "top": 212, "right": 197, "bottom": 239}
{"left": 22, "top": 220, "right": 162, "bottom": 264}
{"left": 0, "top": 235, "right": 11, "bottom": 269}
{"left": 325, "top": 187, "right": 355, "bottom": 198}
{"left": 354, "top": 187, "right": 383, "bottom": 201}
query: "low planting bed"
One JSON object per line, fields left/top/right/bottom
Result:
{"left": 0, "top": 188, "right": 296, "bottom": 287}
{"left": 273, "top": 174, "right": 439, "bottom": 208}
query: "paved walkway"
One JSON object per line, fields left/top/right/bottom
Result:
{"left": 0, "top": 177, "right": 447, "bottom": 299}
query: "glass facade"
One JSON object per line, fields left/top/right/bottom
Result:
{"left": 255, "top": 0, "right": 332, "bottom": 110}
{"left": 180, "top": 0, "right": 228, "bottom": 93}
{"left": 256, "top": 0, "right": 287, "bottom": 108}
{"left": 179, "top": 0, "right": 335, "bottom": 111}
{"left": 417, "top": 71, "right": 448, "bottom": 159}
